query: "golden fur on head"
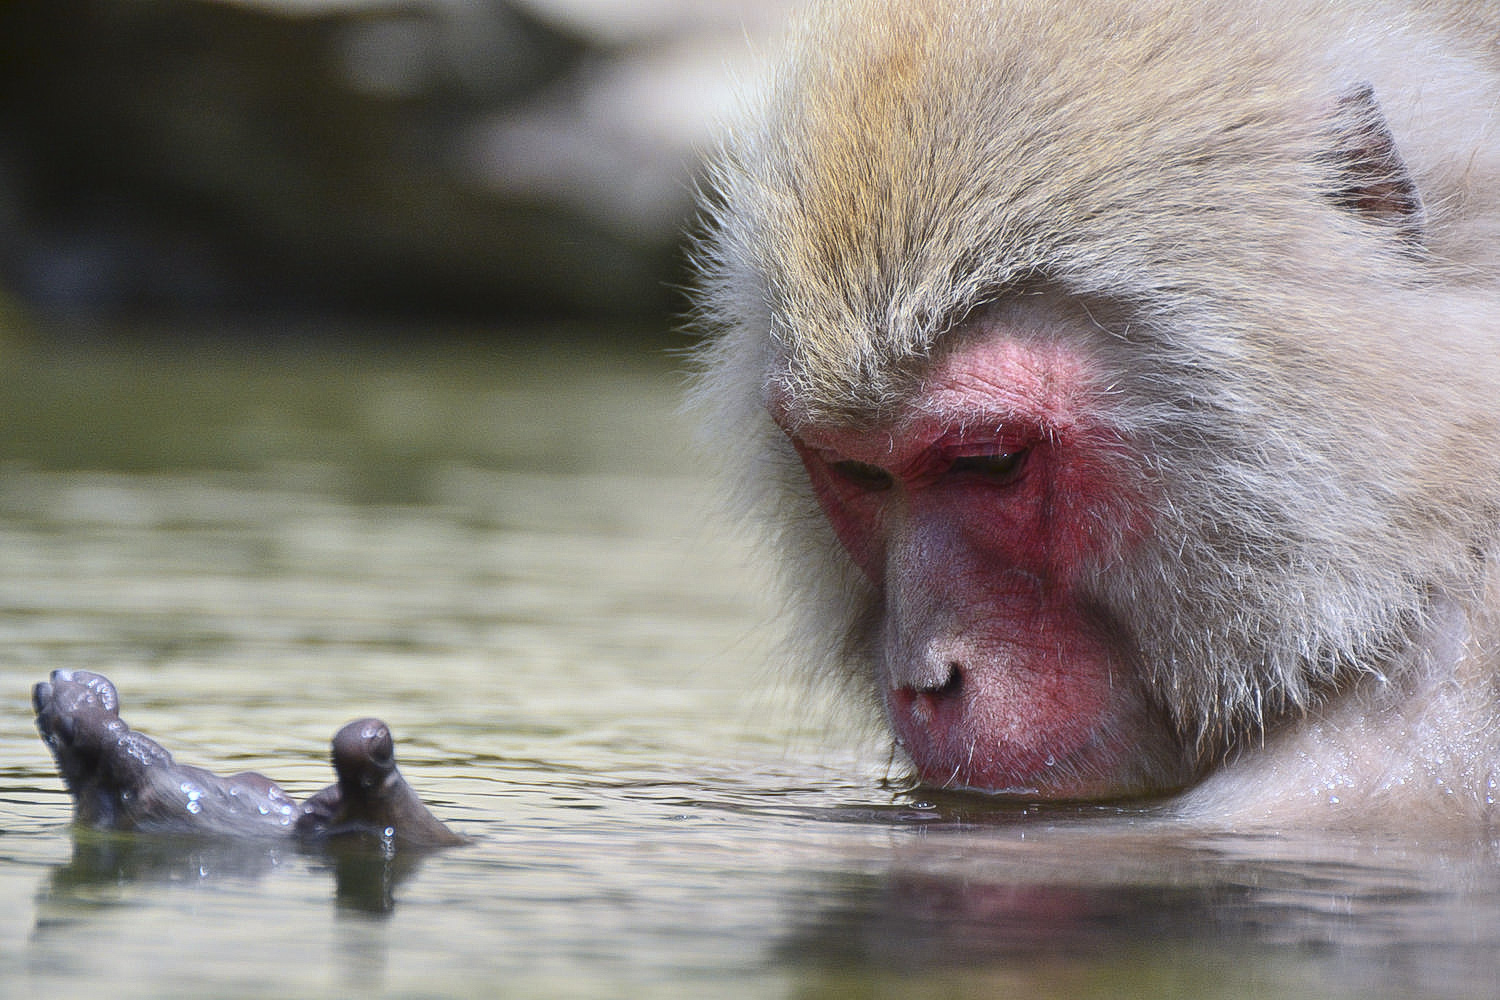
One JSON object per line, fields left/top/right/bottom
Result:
{"left": 701, "top": 1, "right": 1500, "bottom": 415}
{"left": 690, "top": 0, "right": 1500, "bottom": 808}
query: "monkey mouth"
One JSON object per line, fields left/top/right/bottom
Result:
{"left": 885, "top": 681, "right": 1159, "bottom": 800}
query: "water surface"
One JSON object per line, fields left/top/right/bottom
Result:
{"left": 1, "top": 332, "right": 1498, "bottom": 999}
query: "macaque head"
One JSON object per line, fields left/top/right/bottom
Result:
{"left": 691, "top": 0, "right": 1500, "bottom": 802}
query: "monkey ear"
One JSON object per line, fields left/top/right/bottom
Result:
{"left": 1324, "top": 83, "right": 1426, "bottom": 245}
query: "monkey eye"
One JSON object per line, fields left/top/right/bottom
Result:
{"left": 828, "top": 459, "right": 895, "bottom": 492}
{"left": 948, "top": 450, "right": 1027, "bottom": 485}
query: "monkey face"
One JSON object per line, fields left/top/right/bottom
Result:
{"left": 773, "top": 311, "right": 1188, "bottom": 799}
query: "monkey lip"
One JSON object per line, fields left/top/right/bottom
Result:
{"left": 886, "top": 684, "right": 1136, "bottom": 799}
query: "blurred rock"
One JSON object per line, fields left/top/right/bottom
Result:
{"left": 0, "top": 0, "right": 792, "bottom": 326}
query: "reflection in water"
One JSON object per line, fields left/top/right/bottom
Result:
{"left": 315, "top": 842, "right": 419, "bottom": 916}
{"left": 41, "top": 829, "right": 289, "bottom": 895}
{"left": 3, "top": 339, "right": 1500, "bottom": 999}
{"left": 775, "top": 812, "right": 1500, "bottom": 998}
{"left": 38, "top": 829, "right": 430, "bottom": 917}
{"left": 35, "top": 830, "right": 431, "bottom": 1000}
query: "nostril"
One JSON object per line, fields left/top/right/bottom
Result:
{"left": 890, "top": 661, "right": 964, "bottom": 732}
{"left": 907, "top": 661, "right": 963, "bottom": 698}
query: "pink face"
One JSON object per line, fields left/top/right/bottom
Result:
{"left": 774, "top": 318, "right": 1180, "bottom": 799}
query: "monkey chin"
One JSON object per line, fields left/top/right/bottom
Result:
{"left": 886, "top": 683, "right": 1188, "bottom": 802}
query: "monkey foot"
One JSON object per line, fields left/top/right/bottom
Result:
{"left": 33, "top": 669, "right": 464, "bottom": 847}
{"left": 295, "top": 717, "right": 468, "bottom": 847}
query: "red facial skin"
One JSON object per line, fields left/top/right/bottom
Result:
{"left": 775, "top": 327, "right": 1177, "bottom": 799}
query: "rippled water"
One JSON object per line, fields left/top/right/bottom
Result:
{"left": 2, "top": 331, "right": 1499, "bottom": 999}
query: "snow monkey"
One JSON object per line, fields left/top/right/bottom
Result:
{"left": 689, "top": 0, "right": 1500, "bottom": 828}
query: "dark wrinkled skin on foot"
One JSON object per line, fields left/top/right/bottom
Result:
{"left": 296, "top": 718, "right": 467, "bottom": 846}
{"left": 33, "top": 669, "right": 465, "bottom": 849}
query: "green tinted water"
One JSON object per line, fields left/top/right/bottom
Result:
{"left": 1, "top": 331, "right": 1498, "bottom": 999}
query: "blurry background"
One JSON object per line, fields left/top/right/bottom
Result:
{"left": 0, "top": 0, "right": 794, "bottom": 332}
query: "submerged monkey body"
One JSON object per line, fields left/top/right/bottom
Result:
{"left": 692, "top": 0, "right": 1500, "bottom": 828}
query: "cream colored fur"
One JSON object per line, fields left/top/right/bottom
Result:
{"left": 689, "top": 0, "right": 1500, "bottom": 830}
